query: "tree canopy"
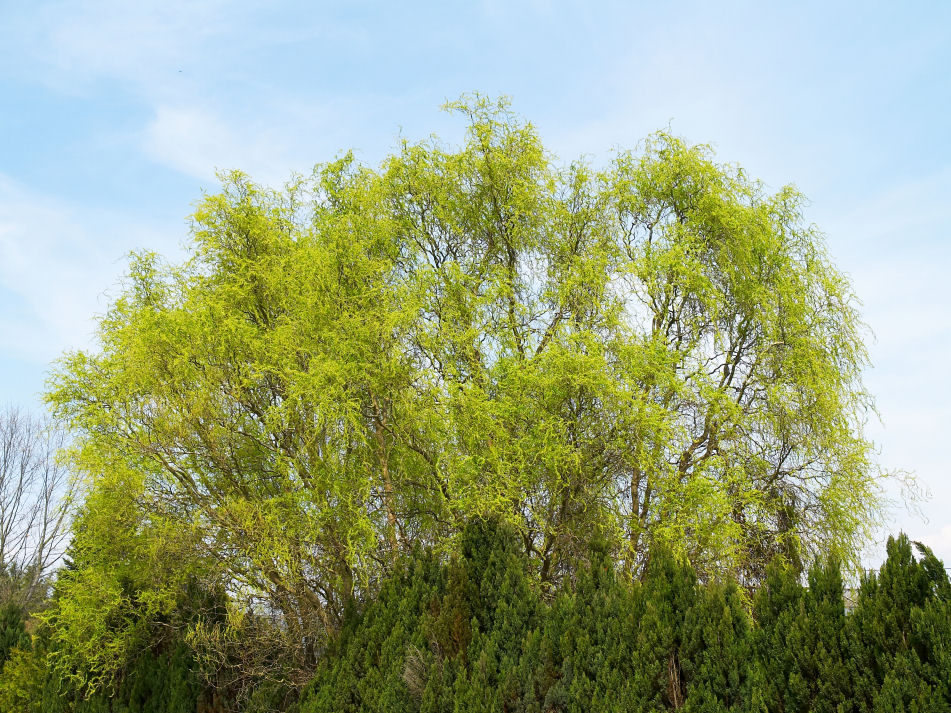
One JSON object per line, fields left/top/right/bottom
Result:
{"left": 46, "top": 96, "right": 883, "bottom": 677}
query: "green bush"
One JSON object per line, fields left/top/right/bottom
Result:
{"left": 301, "top": 527, "right": 951, "bottom": 713}
{"left": 3, "top": 527, "right": 950, "bottom": 711}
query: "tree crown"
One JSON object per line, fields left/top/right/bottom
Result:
{"left": 47, "top": 96, "right": 883, "bottom": 671}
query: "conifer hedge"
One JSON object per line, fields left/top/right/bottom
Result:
{"left": 300, "top": 522, "right": 951, "bottom": 713}
{"left": 0, "top": 523, "right": 948, "bottom": 712}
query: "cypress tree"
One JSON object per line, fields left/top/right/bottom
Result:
{"left": 303, "top": 518, "right": 538, "bottom": 713}
{"left": 680, "top": 577, "right": 752, "bottom": 712}
{"left": 910, "top": 595, "right": 951, "bottom": 707}
{"left": 630, "top": 545, "right": 698, "bottom": 710}
{"left": 303, "top": 549, "right": 444, "bottom": 712}
{"left": 908, "top": 541, "right": 951, "bottom": 706}
{"left": 751, "top": 556, "right": 851, "bottom": 712}
{"left": 447, "top": 518, "right": 538, "bottom": 712}
{"left": 528, "top": 540, "right": 640, "bottom": 712}
{"left": 0, "top": 604, "right": 29, "bottom": 667}
{"left": 802, "top": 559, "right": 851, "bottom": 713}
{"left": 289, "top": 529, "right": 951, "bottom": 713}
{"left": 845, "top": 534, "right": 949, "bottom": 712}
{"left": 750, "top": 557, "right": 805, "bottom": 711}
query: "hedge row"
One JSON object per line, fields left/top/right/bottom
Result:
{"left": 1, "top": 525, "right": 948, "bottom": 712}
{"left": 302, "top": 524, "right": 950, "bottom": 713}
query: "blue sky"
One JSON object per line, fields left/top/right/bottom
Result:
{"left": 1, "top": 0, "right": 949, "bottom": 565}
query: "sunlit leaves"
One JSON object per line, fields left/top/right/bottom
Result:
{"left": 45, "top": 96, "right": 883, "bottom": 682}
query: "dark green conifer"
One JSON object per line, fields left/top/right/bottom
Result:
{"left": 680, "top": 577, "right": 752, "bottom": 712}
{"left": 303, "top": 549, "right": 444, "bottom": 712}
{"left": 802, "top": 559, "right": 851, "bottom": 713}
{"left": 0, "top": 604, "right": 29, "bottom": 667}
{"left": 529, "top": 539, "right": 640, "bottom": 712}
{"left": 750, "top": 556, "right": 804, "bottom": 710}
{"left": 846, "top": 534, "right": 950, "bottom": 712}
{"left": 630, "top": 544, "right": 698, "bottom": 710}
{"left": 750, "top": 556, "right": 851, "bottom": 713}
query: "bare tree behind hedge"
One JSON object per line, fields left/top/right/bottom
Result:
{"left": 0, "top": 406, "right": 72, "bottom": 608}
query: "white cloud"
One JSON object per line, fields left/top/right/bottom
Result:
{"left": 140, "top": 94, "right": 432, "bottom": 186}
{"left": 0, "top": 175, "right": 178, "bottom": 362}
{"left": 142, "top": 105, "right": 290, "bottom": 184}
{"left": 5, "top": 0, "right": 239, "bottom": 95}
{"left": 819, "top": 169, "right": 951, "bottom": 567}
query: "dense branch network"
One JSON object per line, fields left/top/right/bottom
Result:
{"left": 46, "top": 97, "right": 883, "bottom": 683}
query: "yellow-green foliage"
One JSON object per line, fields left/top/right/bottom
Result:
{"left": 47, "top": 96, "right": 883, "bottom": 684}
{"left": 0, "top": 646, "right": 44, "bottom": 713}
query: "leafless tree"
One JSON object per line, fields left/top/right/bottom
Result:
{"left": 0, "top": 405, "right": 73, "bottom": 608}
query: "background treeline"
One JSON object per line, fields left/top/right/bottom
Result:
{"left": 1, "top": 521, "right": 948, "bottom": 712}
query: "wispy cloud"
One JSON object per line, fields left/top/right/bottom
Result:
{"left": 0, "top": 175, "right": 179, "bottom": 362}
{"left": 5, "top": 0, "right": 240, "bottom": 94}
{"left": 822, "top": 168, "right": 951, "bottom": 564}
{"left": 142, "top": 105, "right": 293, "bottom": 184}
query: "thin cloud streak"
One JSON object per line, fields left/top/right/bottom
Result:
{"left": 0, "top": 175, "right": 180, "bottom": 361}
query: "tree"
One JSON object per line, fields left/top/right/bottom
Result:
{"left": 845, "top": 535, "right": 951, "bottom": 712}
{"left": 750, "top": 557, "right": 851, "bottom": 713}
{"left": 0, "top": 407, "right": 72, "bottom": 610}
{"left": 0, "top": 622, "right": 207, "bottom": 713}
{"left": 680, "top": 576, "right": 752, "bottom": 712}
{"left": 302, "top": 519, "right": 539, "bottom": 713}
{"left": 0, "top": 604, "right": 29, "bottom": 668}
{"left": 524, "top": 541, "right": 641, "bottom": 712}
{"left": 629, "top": 546, "right": 698, "bottom": 710}
{"left": 46, "top": 95, "right": 884, "bottom": 683}
{"left": 749, "top": 557, "right": 804, "bottom": 710}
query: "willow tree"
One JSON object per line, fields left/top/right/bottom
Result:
{"left": 47, "top": 96, "right": 882, "bottom": 672}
